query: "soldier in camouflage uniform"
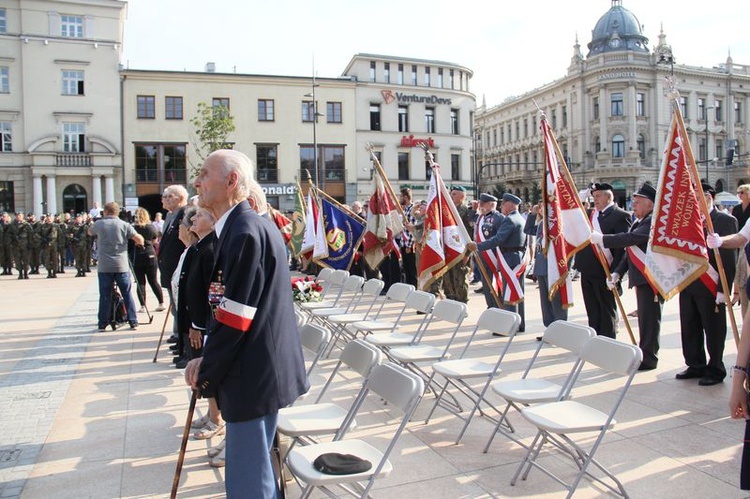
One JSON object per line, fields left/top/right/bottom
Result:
{"left": 8, "top": 212, "right": 31, "bottom": 279}
{"left": 84, "top": 214, "right": 94, "bottom": 272}
{"left": 72, "top": 214, "right": 89, "bottom": 277}
{"left": 55, "top": 214, "right": 67, "bottom": 273}
{"left": 27, "top": 213, "right": 42, "bottom": 274}
{"left": 39, "top": 215, "right": 59, "bottom": 278}
{"left": 441, "top": 185, "right": 472, "bottom": 303}
{"left": 1, "top": 212, "right": 12, "bottom": 275}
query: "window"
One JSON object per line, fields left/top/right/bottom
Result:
{"left": 425, "top": 154, "right": 436, "bottom": 180}
{"left": 735, "top": 102, "right": 742, "bottom": 123}
{"left": 165, "top": 96, "right": 183, "bottom": 120}
{"left": 612, "top": 134, "right": 625, "bottom": 158}
{"left": 551, "top": 110, "right": 557, "bottom": 129}
{"left": 716, "top": 142, "right": 723, "bottom": 163}
{"left": 611, "top": 93, "right": 623, "bottom": 116}
{"left": 0, "top": 9, "right": 6, "bottom": 33}
{"left": 135, "top": 144, "right": 186, "bottom": 183}
{"left": 424, "top": 67, "right": 430, "bottom": 86}
{"left": 322, "top": 145, "right": 345, "bottom": 181}
{"left": 0, "top": 181, "right": 14, "bottom": 213}
{"left": 411, "top": 65, "right": 417, "bottom": 85}
{"left": 0, "top": 67, "right": 8, "bottom": 93}
{"left": 302, "top": 101, "right": 316, "bottom": 122}
{"left": 62, "top": 123, "right": 85, "bottom": 152}
{"left": 425, "top": 107, "right": 435, "bottom": 133}
{"left": 326, "top": 102, "right": 342, "bottom": 123}
{"left": 137, "top": 95, "right": 155, "bottom": 119}
{"left": 437, "top": 68, "right": 443, "bottom": 88}
{"left": 398, "top": 106, "right": 409, "bottom": 133}
{"left": 135, "top": 145, "right": 158, "bottom": 182}
{"left": 595, "top": 136, "right": 601, "bottom": 153}
{"left": 384, "top": 62, "right": 390, "bottom": 83}
{"left": 515, "top": 121, "right": 520, "bottom": 139}
{"left": 562, "top": 106, "right": 568, "bottom": 127}
{"left": 500, "top": 128, "right": 504, "bottom": 144}
{"left": 449, "top": 69, "right": 455, "bottom": 89}
{"left": 370, "top": 61, "right": 376, "bottom": 82}
{"left": 698, "top": 98, "right": 706, "bottom": 120}
{"left": 451, "top": 154, "right": 460, "bottom": 181}
{"left": 60, "top": 15, "right": 83, "bottom": 38}
{"left": 637, "top": 134, "right": 645, "bottom": 159}
{"left": 163, "top": 144, "right": 187, "bottom": 183}
{"left": 256, "top": 145, "right": 278, "bottom": 182}
{"left": 493, "top": 129, "right": 497, "bottom": 146}
{"left": 300, "top": 146, "right": 318, "bottom": 183}
{"left": 369, "top": 104, "right": 381, "bottom": 131}
{"left": 523, "top": 118, "right": 528, "bottom": 138}
{"left": 398, "top": 152, "right": 409, "bottom": 180}
{"left": 680, "top": 96, "right": 688, "bottom": 117}
{"left": 212, "top": 98, "right": 230, "bottom": 118}
{"left": 715, "top": 100, "right": 723, "bottom": 122}
{"left": 532, "top": 115, "right": 537, "bottom": 135}
{"left": 450, "top": 109, "right": 459, "bottom": 135}
{"left": 61, "top": 70, "right": 84, "bottom": 95}
{"left": 593, "top": 97, "right": 599, "bottom": 120}
{"left": 258, "top": 99, "right": 274, "bottom": 121}
{"left": 637, "top": 93, "right": 645, "bottom": 116}
{"left": 397, "top": 64, "right": 403, "bottom": 85}
{"left": 0, "top": 122, "right": 11, "bottom": 151}
{"left": 700, "top": 138, "right": 707, "bottom": 161}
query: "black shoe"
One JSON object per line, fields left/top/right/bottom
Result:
{"left": 169, "top": 344, "right": 179, "bottom": 351}
{"left": 18, "top": 273, "right": 23, "bottom": 280}
{"left": 129, "top": 322, "right": 138, "bottom": 330}
{"left": 416, "top": 310, "right": 427, "bottom": 315}
{"left": 167, "top": 336, "right": 178, "bottom": 344}
{"left": 175, "top": 359, "right": 188, "bottom": 369}
{"left": 172, "top": 356, "right": 184, "bottom": 364}
{"left": 474, "top": 287, "right": 484, "bottom": 294}
{"left": 638, "top": 362, "right": 657, "bottom": 371}
{"left": 675, "top": 368, "right": 704, "bottom": 380}
{"left": 698, "top": 375, "right": 723, "bottom": 386}
{"left": 536, "top": 336, "right": 543, "bottom": 341}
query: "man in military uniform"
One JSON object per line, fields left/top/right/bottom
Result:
{"left": 8, "top": 212, "right": 31, "bottom": 279}
{"left": 440, "top": 185, "right": 472, "bottom": 303}
{"left": 398, "top": 187, "right": 418, "bottom": 287}
{"left": 471, "top": 193, "right": 503, "bottom": 298}
{"left": 55, "top": 214, "right": 67, "bottom": 273}
{"left": 84, "top": 213, "right": 94, "bottom": 271}
{"left": 1, "top": 212, "right": 12, "bottom": 275}
{"left": 39, "top": 214, "right": 59, "bottom": 278}
{"left": 468, "top": 193, "right": 527, "bottom": 330}
{"left": 72, "top": 214, "right": 89, "bottom": 277}
{"left": 27, "top": 213, "right": 41, "bottom": 274}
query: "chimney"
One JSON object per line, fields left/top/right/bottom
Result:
{"left": 205, "top": 62, "right": 216, "bottom": 73}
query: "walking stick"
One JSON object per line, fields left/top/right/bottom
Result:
{"left": 153, "top": 301, "right": 173, "bottom": 363}
{"left": 171, "top": 390, "right": 197, "bottom": 499}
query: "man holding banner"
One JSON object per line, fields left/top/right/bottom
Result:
{"left": 592, "top": 183, "right": 662, "bottom": 371}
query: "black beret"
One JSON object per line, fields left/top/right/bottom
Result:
{"left": 701, "top": 182, "right": 716, "bottom": 197}
{"left": 633, "top": 182, "right": 657, "bottom": 202}
{"left": 591, "top": 182, "right": 614, "bottom": 192}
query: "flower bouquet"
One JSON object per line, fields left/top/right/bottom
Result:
{"left": 291, "top": 276, "right": 323, "bottom": 303}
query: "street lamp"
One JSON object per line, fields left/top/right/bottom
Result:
{"left": 304, "top": 76, "right": 324, "bottom": 189}
{"left": 705, "top": 105, "right": 715, "bottom": 182}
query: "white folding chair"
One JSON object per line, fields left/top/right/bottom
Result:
{"left": 511, "top": 336, "right": 642, "bottom": 499}
{"left": 287, "top": 362, "right": 425, "bottom": 499}
{"left": 364, "top": 290, "right": 435, "bottom": 349}
{"left": 316, "top": 267, "right": 334, "bottom": 283}
{"left": 299, "top": 323, "right": 332, "bottom": 378}
{"left": 425, "top": 308, "right": 522, "bottom": 444}
{"left": 297, "top": 269, "right": 349, "bottom": 314}
{"left": 323, "top": 278, "right": 385, "bottom": 355}
{"left": 484, "top": 320, "right": 595, "bottom": 453}
{"left": 346, "top": 283, "right": 415, "bottom": 339}
{"left": 309, "top": 275, "right": 366, "bottom": 321}
{"left": 277, "top": 339, "right": 382, "bottom": 458}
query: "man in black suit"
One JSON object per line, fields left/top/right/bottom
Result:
{"left": 158, "top": 184, "right": 188, "bottom": 353}
{"left": 185, "top": 149, "right": 308, "bottom": 497}
{"left": 592, "top": 183, "right": 662, "bottom": 370}
{"left": 677, "top": 184, "right": 738, "bottom": 386}
{"left": 574, "top": 182, "right": 632, "bottom": 338}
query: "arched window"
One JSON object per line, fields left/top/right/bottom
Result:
{"left": 612, "top": 134, "right": 625, "bottom": 158}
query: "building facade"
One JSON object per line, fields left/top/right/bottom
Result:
{"left": 475, "top": 0, "right": 750, "bottom": 206}
{"left": 0, "top": 0, "right": 125, "bottom": 216}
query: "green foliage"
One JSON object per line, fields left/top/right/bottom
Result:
{"left": 530, "top": 181, "right": 542, "bottom": 204}
{"left": 189, "top": 102, "right": 236, "bottom": 176}
{"left": 491, "top": 182, "right": 507, "bottom": 200}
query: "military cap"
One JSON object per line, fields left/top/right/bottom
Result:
{"left": 591, "top": 182, "right": 614, "bottom": 192}
{"left": 479, "top": 193, "right": 498, "bottom": 203}
{"left": 502, "top": 193, "right": 522, "bottom": 205}
{"left": 27, "top": 212, "right": 34, "bottom": 217}
{"left": 15, "top": 211, "right": 23, "bottom": 215}
{"left": 700, "top": 182, "right": 716, "bottom": 197}
{"left": 633, "top": 182, "right": 657, "bottom": 202}
{"left": 419, "top": 199, "right": 428, "bottom": 206}
{"left": 450, "top": 185, "right": 466, "bottom": 192}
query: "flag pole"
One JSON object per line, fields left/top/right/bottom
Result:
{"left": 422, "top": 145, "right": 505, "bottom": 309}
{"left": 366, "top": 144, "right": 408, "bottom": 221}
{"left": 671, "top": 97, "right": 740, "bottom": 347}
{"left": 549, "top": 129, "right": 637, "bottom": 345}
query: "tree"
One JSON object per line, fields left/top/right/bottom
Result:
{"left": 491, "top": 182, "right": 507, "bottom": 200}
{"left": 189, "top": 102, "right": 236, "bottom": 176}
{"left": 530, "top": 181, "right": 542, "bottom": 204}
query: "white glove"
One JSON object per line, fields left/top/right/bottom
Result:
{"left": 716, "top": 292, "right": 726, "bottom": 305}
{"left": 706, "top": 233, "right": 723, "bottom": 249}
{"left": 606, "top": 273, "right": 620, "bottom": 290}
{"left": 590, "top": 231, "right": 604, "bottom": 245}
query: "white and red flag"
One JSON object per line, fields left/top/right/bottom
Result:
{"left": 418, "top": 162, "right": 468, "bottom": 290}
{"left": 300, "top": 186, "right": 328, "bottom": 261}
{"left": 362, "top": 168, "right": 403, "bottom": 271}
{"left": 643, "top": 106, "right": 709, "bottom": 300}
{"left": 475, "top": 217, "right": 529, "bottom": 305}
{"left": 268, "top": 204, "right": 293, "bottom": 245}
{"left": 540, "top": 117, "right": 591, "bottom": 308}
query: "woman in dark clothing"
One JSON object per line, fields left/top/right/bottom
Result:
{"left": 131, "top": 208, "right": 165, "bottom": 312}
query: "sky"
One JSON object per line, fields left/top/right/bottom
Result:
{"left": 120, "top": 0, "right": 750, "bottom": 107}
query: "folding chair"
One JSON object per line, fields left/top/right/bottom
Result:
{"left": 511, "top": 336, "right": 642, "bottom": 499}
{"left": 297, "top": 269, "right": 349, "bottom": 315}
{"left": 483, "top": 320, "right": 595, "bottom": 453}
{"left": 425, "top": 308, "right": 522, "bottom": 444}
{"left": 385, "top": 299, "right": 468, "bottom": 397}
{"left": 323, "top": 278, "right": 385, "bottom": 355}
{"left": 345, "top": 283, "right": 415, "bottom": 339}
{"left": 299, "top": 323, "right": 332, "bottom": 378}
{"left": 277, "top": 339, "right": 382, "bottom": 458}
{"left": 308, "top": 275, "right": 365, "bottom": 321}
{"left": 364, "top": 290, "right": 435, "bottom": 350}
{"left": 316, "top": 267, "right": 334, "bottom": 283}
{"left": 287, "top": 362, "right": 425, "bottom": 499}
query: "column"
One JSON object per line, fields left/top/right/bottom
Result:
{"left": 627, "top": 84, "right": 637, "bottom": 151}
{"left": 91, "top": 175, "right": 102, "bottom": 206}
{"left": 33, "top": 176, "right": 43, "bottom": 218}
{"left": 46, "top": 175, "right": 57, "bottom": 214}
{"left": 104, "top": 176, "right": 115, "bottom": 203}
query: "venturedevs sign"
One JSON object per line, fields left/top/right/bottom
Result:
{"left": 382, "top": 90, "right": 452, "bottom": 106}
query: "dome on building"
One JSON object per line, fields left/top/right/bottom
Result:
{"left": 587, "top": 0, "right": 649, "bottom": 57}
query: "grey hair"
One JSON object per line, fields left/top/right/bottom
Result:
{"left": 246, "top": 179, "right": 267, "bottom": 215}
{"left": 209, "top": 149, "right": 253, "bottom": 201}
{"left": 165, "top": 184, "right": 189, "bottom": 202}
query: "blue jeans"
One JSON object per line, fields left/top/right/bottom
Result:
{"left": 97, "top": 271, "right": 137, "bottom": 328}
{"left": 225, "top": 413, "right": 279, "bottom": 498}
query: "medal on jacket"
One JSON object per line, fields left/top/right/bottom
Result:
{"left": 208, "top": 270, "right": 225, "bottom": 316}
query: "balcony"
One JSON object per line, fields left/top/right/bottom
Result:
{"left": 56, "top": 153, "right": 91, "bottom": 167}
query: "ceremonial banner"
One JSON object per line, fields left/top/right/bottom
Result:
{"left": 314, "top": 195, "right": 366, "bottom": 271}
{"left": 541, "top": 118, "right": 591, "bottom": 308}
{"left": 643, "top": 110, "right": 709, "bottom": 300}
{"left": 290, "top": 182, "right": 306, "bottom": 256}
{"left": 418, "top": 163, "right": 468, "bottom": 290}
{"left": 269, "top": 205, "right": 293, "bottom": 245}
{"left": 300, "top": 187, "right": 326, "bottom": 260}
{"left": 362, "top": 169, "right": 403, "bottom": 271}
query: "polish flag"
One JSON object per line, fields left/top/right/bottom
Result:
{"left": 362, "top": 169, "right": 403, "bottom": 271}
